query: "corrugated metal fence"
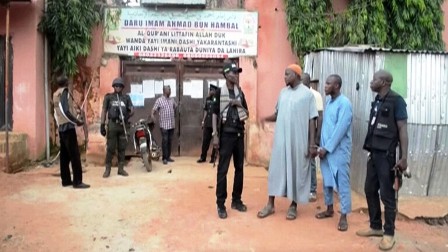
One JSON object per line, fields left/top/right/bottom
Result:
{"left": 304, "top": 48, "right": 448, "bottom": 196}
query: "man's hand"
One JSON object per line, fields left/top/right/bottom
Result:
{"left": 100, "top": 123, "right": 107, "bottom": 137}
{"left": 395, "top": 158, "right": 408, "bottom": 172}
{"left": 201, "top": 121, "right": 204, "bottom": 129}
{"left": 317, "top": 147, "right": 327, "bottom": 159}
{"left": 212, "top": 135, "right": 219, "bottom": 149}
{"left": 307, "top": 146, "right": 318, "bottom": 158}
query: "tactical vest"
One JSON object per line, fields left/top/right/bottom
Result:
{"left": 53, "top": 87, "right": 77, "bottom": 127}
{"left": 106, "top": 93, "right": 129, "bottom": 121}
{"left": 363, "top": 90, "right": 400, "bottom": 152}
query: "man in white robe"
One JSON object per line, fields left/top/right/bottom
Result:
{"left": 257, "top": 64, "right": 318, "bottom": 220}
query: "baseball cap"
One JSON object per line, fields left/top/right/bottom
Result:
{"left": 223, "top": 63, "right": 242, "bottom": 75}
{"left": 112, "top": 77, "right": 125, "bottom": 87}
{"left": 209, "top": 84, "right": 218, "bottom": 91}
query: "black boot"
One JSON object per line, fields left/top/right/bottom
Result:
{"left": 117, "top": 164, "right": 128, "bottom": 176}
{"left": 103, "top": 165, "right": 111, "bottom": 178}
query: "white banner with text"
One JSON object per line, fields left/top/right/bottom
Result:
{"left": 104, "top": 8, "right": 258, "bottom": 58}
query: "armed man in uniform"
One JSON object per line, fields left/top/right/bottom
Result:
{"left": 356, "top": 70, "right": 408, "bottom": 251}
{"left": 212, "top": 62, "right": 249, "bottom": 219}
{"left": 197, "top": 84, "right": 218, "bottom": 163}
{"left": 100, "top": 77, "right": 134, "bottom": 178}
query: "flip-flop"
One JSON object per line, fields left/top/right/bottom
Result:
{"left": 338, "top": 218, "right": 348, "bottom": 231}
{"left": 315, "top": 211, "right": 334, "bottom": 219}
{"left": 286, "top": 206, "right": 297, "bottom": 220}
{"left": 257, "top": 206, "right": 275, "bottom": 218}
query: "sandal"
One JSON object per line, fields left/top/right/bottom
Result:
{"left": 257, "top": 205, "right": 275, "bottom": 218}
{"left": 315, "top": 211, "right": 334, "bottom": 219}
{"left": 286, "top": 206, "right": 297, "bottom": 220}
{"left": 338, "top": 218, "right": 348, "bottom": 231}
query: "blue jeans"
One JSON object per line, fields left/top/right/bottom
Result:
{"left": 310, "top": 158, "right": 317, "bottom": 193}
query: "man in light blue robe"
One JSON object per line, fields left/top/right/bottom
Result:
{"left": 257, "top": 64, "right": 318, "bottom": 220}
{"left": 315, "top": 74, "right": 353, "bottom": 232}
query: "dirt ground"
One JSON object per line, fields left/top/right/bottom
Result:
{"left": 1, "top": 157, "right": 447, "bottom": 252}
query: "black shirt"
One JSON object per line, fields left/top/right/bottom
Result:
{"left": 203, "top": 96, "right": 217, "bottom": 128}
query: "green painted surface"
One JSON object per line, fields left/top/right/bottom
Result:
{"left": 384, "top": 54, "right": 407, "bottom": 98}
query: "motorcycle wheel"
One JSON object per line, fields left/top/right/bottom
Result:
{"left": 139, "top": 137, "right": 152, "bottom": 172}
{"left": 142, "top": 151, "right": 152, "bottom": 172}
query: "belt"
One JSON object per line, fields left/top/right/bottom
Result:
{"left": 109, "top": 119, "right": 124, "bottom": 124}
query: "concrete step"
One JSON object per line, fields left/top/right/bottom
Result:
{"left": 0, "top": 132, "right": 28, "bottom": 173}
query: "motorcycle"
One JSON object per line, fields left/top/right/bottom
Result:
{"left": 132, "top": 118, "right": 161, "bottom": 172}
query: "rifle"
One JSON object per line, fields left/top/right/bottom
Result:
{"left": 116, "top": 93, "right": 129, "bottom": 142}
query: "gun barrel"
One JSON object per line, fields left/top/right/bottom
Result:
{"left": 116, "top": 94, "right": 129, "bottom": 142}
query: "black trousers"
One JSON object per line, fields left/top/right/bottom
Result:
{"left": 59, "top": 128, "right": 83, "bottom": 186}
{"left": 105, "top": 121, "right": 127, "bottom": 167}
{"left": 200, "top": 127, "right": 217, "bottom": 161}
{"left": 365, "top": 150, "right": 397, "bottom": 236}
{"left": 216, "top": 132, "right": 244, "bottom": 208}
{"left": 161, "top": 128, "right": 174, "bottom": 160}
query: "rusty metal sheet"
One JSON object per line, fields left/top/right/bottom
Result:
{"left": 304, "top": 49, "right": 448, "bottom": 196}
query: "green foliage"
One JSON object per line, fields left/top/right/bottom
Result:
{"left": 38, "top": 0, "right": 101, "bottom": 77}
{"left": 385, "top": 0, "right": 445, "bottom": 50}
{"left": 285, "top": 0, "right": 445, "bottom": 58}
{"left": 285, "top": 0, "right": 333, "bottom": 60}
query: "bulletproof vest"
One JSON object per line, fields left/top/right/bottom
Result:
{"left": 53, "top": 87, "right": 77, "bottom": 127}
{"left": 363, "top": 90, "right": 400, "bottom": 152}
{"left": 107, "top": 93, "right": 129, "bottom": 121}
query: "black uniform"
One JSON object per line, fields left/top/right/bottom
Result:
{"left": 215, "top": 87, "right": 249, "bottom": 210}
{"left": 363, "top": 90, "right": 407, "bottom": 236}
{"left": 199, "top": 95, "right": 218, "bottom": 162}
{"left": 103, "top": 93, "right": 133, "bottom": 169}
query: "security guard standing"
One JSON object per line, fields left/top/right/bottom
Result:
{"left": 212, "top": 62, "right": 249, "bottom": 219}
{"left": 197, "top": 84, "right": 218, "bottom": 163}
{"left": 100, "top": 77, "right": 134, "bottom": 178}
{"left": 356, "top": 70, "right": 408, "bottom": 251}
{"left": 53, "top": 75, "right": 90, "bottom": 189}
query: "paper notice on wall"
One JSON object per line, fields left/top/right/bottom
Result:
{"left": 142, "top": 79, "right": 155, "bottom": 98}
{"left": 154, "top": 80, "right": 164, "bottom": 95}
{"left": 128, "top": 93, "right": 145, "bottom": 107}
{"left": 183, "top": 80, "right": 192, "bottom": 97}
{"left": 130, "top": 83, "right": 142, "bottom": 94}
{"left": 164, "top": 79, "right": 177, "bottom": 97}
{"left": 218, "top": 79, "right": 226, "bottom": 88}
{"left": 190, "top": 79, "right": 204, "bottom": 99}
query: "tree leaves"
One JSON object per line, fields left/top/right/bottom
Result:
{"left": 38, "top": 0, "right": 101, "bottom": 78}
{"left": 285, "top": 0, "right": 445, "bottom": 59}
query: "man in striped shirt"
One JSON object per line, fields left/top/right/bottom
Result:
{"left": 152, "top": 85, "right": 177, "bottom": 165}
